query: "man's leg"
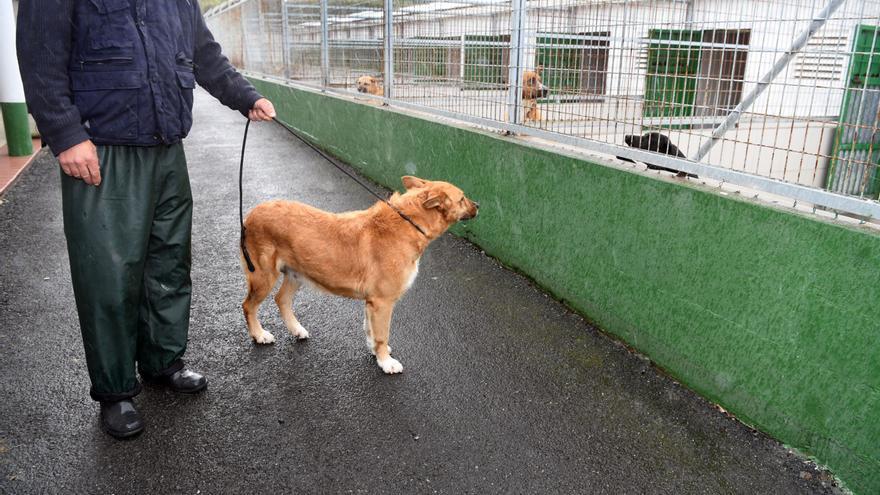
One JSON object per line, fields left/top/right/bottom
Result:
{"left": 135, "top": 144, "right": 205, "bottom": 392}
{"left": 62, "top": 145, "right": 155, "bottom": 435}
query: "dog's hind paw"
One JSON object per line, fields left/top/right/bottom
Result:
{"left": 377, "top": 357, "right": 403, "bottom": 374}
{"left": 253, "top": 330, "right": 276, "bottom": 345}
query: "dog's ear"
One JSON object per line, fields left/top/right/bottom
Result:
{"left": 422, "top": 191, "right": 447, "bottom": 209}
{"left": 402, "top": 176, "right": 427, "bottom": 190}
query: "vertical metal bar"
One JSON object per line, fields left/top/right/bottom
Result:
{"left": 255, "top": 0, "right": 265, "bottom": 73}
{"left": 384, "top": 0, "right": 394, "bottom": 98}
{"left": 739, "top": 0, "right": 773, "bottom": 173}
{"left": 690, "top": 0, "right": 845, "bottom": 162}
{"left": 240, "top": 1, "right": 248, "bottom": 70}
{"left": 762, "top": 1, "right": 789, "bottom": 180}
{"left": 506, "top": 0, "right": 527, "bottom": 124}
{"left": 320, "top": 0, "right": 329, "bottom": 88}
{"left": 460, "top": 34, "right": 466, "bottom": 81}
{"left": 281, "top": 0, "right": 291, "bottom": 80}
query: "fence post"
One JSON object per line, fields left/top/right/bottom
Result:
{"left": 689, "top": 0, "right": 845, "bottom": 162}
{"left": 281, "top": 0, "right": 290, "bottom": 80}
{"left": 506, "top": 0, "right": 527, "bottom": 125}
{"left": 320, "top": 0, "right": 329, "bottom": 88}
{"left": 383, "top": 0, "right": 394, "bottom": 98}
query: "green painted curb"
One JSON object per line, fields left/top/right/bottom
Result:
{"left": 1, "top": 102, "right": 34, "bottom": 157}
{"left": 250, "top": 78, "right": 880, "bottom": 494}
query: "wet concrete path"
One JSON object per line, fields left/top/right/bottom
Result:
{"left": 0, "top": 89, "right": 840, "bottom": 494}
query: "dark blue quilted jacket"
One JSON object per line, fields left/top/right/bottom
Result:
{"left": 17, "top": 0, "right": 261, "bottom": 155}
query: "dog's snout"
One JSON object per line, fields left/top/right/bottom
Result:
{"left": 461, "top": 199, "right": 479, "bottom": 220}
{"left": 357, "top": 86, "right": 367, "bottom": 93}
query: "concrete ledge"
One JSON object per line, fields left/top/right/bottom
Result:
{"left": 249, "top": 77, "right": 880, "bottom": 494}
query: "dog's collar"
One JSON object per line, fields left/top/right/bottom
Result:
{"left": 382, "top": 200, "right": 428, "bottom": 237}
{"left": 268, "top": 117, "right": 428, "bottom": 237}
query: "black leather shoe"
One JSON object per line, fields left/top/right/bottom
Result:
{"left": 156, "top": 368, "right": 208, "bottom": 394}
{"left": 100, "top": 400, "right": 144, "bottom": 439}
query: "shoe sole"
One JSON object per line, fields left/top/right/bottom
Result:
{"left": 173, "top": 381, "right": 208, "bottom": 394}
{"left": 142, "top": 378, "right": 208, "bottom": 394}
{"left": 102, "top": 423, "right": 144, "bottom": 440}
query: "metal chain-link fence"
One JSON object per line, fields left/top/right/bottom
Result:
{"left": 207, "top": 0, "right": 880, "bottom": 220}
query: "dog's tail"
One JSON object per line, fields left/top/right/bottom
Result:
{"left": 240, "top": 227, "right": 256, "bottom": 273}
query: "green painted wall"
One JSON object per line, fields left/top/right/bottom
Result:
{"left": 250, "top": 79, "right": 880, "bottom": 494}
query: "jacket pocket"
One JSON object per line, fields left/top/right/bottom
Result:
{"left": 71, "top": 71, "right": 143, "bottom": 140}
{"left": 82, "top": 0, "right": 136, "bottom": 62}
{"left": 176, "top": 70, "right": 196, "bottom": 135}
{"left": 78, "top": 54, "right": 134, "bottom": 66}
{"left": 176, "top": 70, "right": 196, "bottom": 90}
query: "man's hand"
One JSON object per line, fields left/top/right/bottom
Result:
{"left": 58, "top": 140, "right": 101, "bottom": 186}
{"left": 248, "top": 98, "right": 276, "bottom": 121}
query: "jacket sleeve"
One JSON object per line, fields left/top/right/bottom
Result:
{"left": 16, "top": 0, "right": 91, "bottom": 156}
{"left": 192, "top": 2, "right": 262, "bottom": 116}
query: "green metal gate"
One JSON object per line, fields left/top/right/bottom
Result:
{"left": 395, "top": 38, "right": 451, "bottom": 80}
{"left": 536, "top": 35, "right": 584, "bottom": 91}
{"left": 535, "top": 32, "right": 609, "bottom": 98}
{"left": 463, "top": 35, "right": 509, "bottom": 88}
{"left": 643, "top": 29, "right": 702, "bottom": 118}
{"left": 828, "top": 25, "right": 880, "bottom": 198}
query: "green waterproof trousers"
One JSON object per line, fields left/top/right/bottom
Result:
{"left": 61, "top": 143, "right": 192, "bottom": 401}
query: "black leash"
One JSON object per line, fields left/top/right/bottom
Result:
{"left": 239, "top": 119, "right": 256, "bottom": 272}
{"left": 238, "top": 116, "right": 428, "bottom": 273}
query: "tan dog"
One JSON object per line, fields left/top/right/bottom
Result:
{"left": 240, "top": 176, "right": 479, "bottom": 374}
{"left": 356, "top": 75, "right": 384, "bottom": 96}
{"left": 522, "top": 66, "right": 549, "bottom": 122}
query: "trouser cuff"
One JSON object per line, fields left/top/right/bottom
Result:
{"left": 90, "top": 381, "right": 142, "bottom": 402}
{"left": 139, "top": 358, "right": 185, "bottom": 380}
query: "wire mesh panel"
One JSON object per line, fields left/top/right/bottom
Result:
{"left": 284, "top": 0, "right": 324, "bottom": 83}
{"left": 514, "top": 0, "right": 880, "bottom": 195}
{"left": 206, "top": 0, "right": 880, "bottom": 216}
{"left": 388, "top": 0, "right": 514, "bottom": 123}
{"left": 240, "top": 0, "right": 265, "bottom": 73}
{"left": 206, "top": 2, "right": 246, "bottom": 67}
{"left": 323, "top": 0, "right": 385, "bottom": 89}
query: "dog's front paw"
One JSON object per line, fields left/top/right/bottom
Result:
{"left": 377, "top": 357, "right": 403, "bottom": 374}
{"left": 290, "top": 323, "right": 310, "bottom": 340}
{"left": 252, "top": 330, "right": 276, "bottom": 345}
